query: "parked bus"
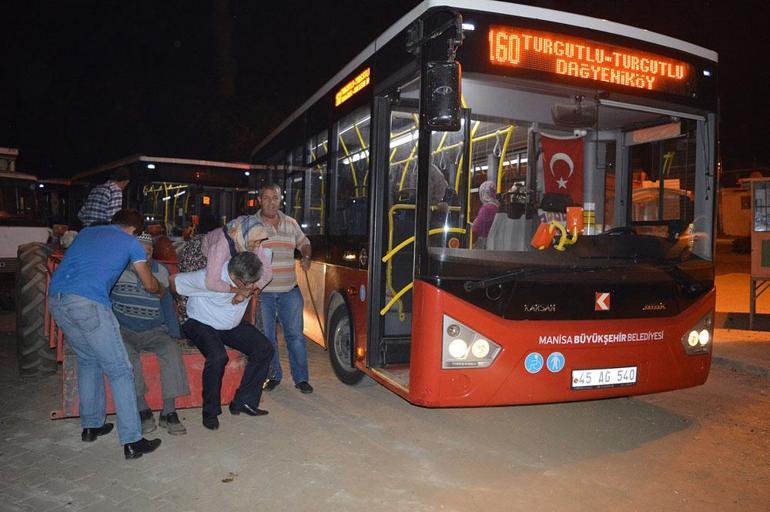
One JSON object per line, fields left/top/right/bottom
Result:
{"left": 71, "top": 154, "right": 267, "bottom": 236}
{"left": 251, "top": 0, "right": 718, "bottom": 406}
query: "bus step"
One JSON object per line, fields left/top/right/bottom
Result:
{"left": 381, "top": 336, "right": 411, "bottom": 365}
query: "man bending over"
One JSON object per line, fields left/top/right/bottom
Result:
{"left": 170, "top": 252, "right": 274, "bottom": 431}
{"left": 111, "top": 233, "right": 191, "bottom": 435}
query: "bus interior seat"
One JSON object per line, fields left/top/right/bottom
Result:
{"left": 487, "top": 212, "right": 534, "bottom": 251}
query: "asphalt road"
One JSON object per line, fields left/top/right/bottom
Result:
{"left": 0, "top": 314, "right": 768, "bottom": 512}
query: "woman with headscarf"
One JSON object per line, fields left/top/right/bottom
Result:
{"left": 200, "top": 215, "right": 273, "bottom": 303}
{"left": 472, "top": 181, "right": 499, "bottom": 249}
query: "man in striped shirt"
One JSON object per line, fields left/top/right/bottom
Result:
{"left": 78, "top": 167, "right": 130, "bottom": 227}
{"left": 258, "top": 183, "right": 314, "bottom": 394}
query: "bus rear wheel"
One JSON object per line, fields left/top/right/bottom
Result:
{"left": 16, "top": 242, "right": 56, "bottom": 376}
{"left": 328, "top": 306, "right": 364, "bottom": 385}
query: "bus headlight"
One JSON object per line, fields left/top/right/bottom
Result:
{"left": 442, "top": 315, "right": 501, "bottom": 369}
{"left": 471, "top": 339, "right": 490, "bottom": 358}
{"left": 448, "top": 339, "right": 468, "bottom": 359}
{"left": 681, "top": 311, "right": 713, "bottom": 355}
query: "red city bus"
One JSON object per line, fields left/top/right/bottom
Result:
{"left": 251, "top": 0, "right": 718, "bottom": 406}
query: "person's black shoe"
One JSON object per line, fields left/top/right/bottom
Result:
{"left": 202, "top": 414, "right": 220, "bottom": 430}
{"left": 229, "top": 401, "right": 268, "bottom": 416}
{"left": 295, "top": 381, "right": 314, "bottom": 394}
{"left": 262, "top": 379, "right": 280, "bottom": 391}
{"left": 81, "top": 423, "right": 114, "bottom": 442}
{"left": 123, "top": 438, "right": 161, "bottom": 460}
{"left": 139, "top": 408, "right": 156, "bottom": 434}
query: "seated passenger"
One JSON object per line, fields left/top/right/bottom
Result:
{"left": 472, "top": 181, "right": 499, "bottom": 248}
{"left": 111, "top": 233, "right": 191, "bottom": 435}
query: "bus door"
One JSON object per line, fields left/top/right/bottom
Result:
{"left": 367, "top": 76, "right": 470, "bottom": 388}
{"left": 367, "top": 78, "right": 421, "bottom": 387}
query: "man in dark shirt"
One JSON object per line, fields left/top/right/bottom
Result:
{"left": 78, "top": 167, "right": 130, "bottom": 226}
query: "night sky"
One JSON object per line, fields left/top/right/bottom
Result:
{"left": 2, "top": 0, "right": 769, "bottom": 178}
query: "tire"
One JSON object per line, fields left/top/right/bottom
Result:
{"left": 16, "top": 242, "right": 56, "bottom": 376}
{"left": 327, "top": 306, "right": 364, "bottom": 385}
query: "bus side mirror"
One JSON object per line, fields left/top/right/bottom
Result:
{"left": 425, "top": 61, "right": 462, "bottom": 131}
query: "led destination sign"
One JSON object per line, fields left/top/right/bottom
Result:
{"left": 488, "top": 26, "right": 691, "bottom": 95}
{"left": 335, "top": 67, "right": 371, "bottom": 107}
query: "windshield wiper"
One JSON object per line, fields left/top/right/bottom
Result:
{"left": 462, "top": 263, "right": 636, "bottom": 291}
{"left": 463, "top": 267, "right": 560, "bottom": 291}
{"left": 658, "top": 261, "right": 709, "bottom": 296}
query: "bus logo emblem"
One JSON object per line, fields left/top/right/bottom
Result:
{"left": 595, "top": 292, "right": 611, "bottom": 311}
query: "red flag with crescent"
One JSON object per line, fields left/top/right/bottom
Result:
{"left": 541, "top": 133, "right": 584, "bottom": 205}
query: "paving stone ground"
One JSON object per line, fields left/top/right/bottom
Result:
{"left": 0, "top": 318, "right": 353, "bottom": 512}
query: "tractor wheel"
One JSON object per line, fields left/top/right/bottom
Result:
{"left": 16, "top": 242, "right": 56, "bottom": 376}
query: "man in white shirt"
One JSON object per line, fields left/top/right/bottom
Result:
{"left": 170, "top": 252, "right": 274, "bottom": 431}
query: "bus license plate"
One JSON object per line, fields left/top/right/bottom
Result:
{"left": 571, "top": 366, "right": 637, "bottom": 389}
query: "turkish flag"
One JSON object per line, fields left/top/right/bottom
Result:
{"left": 541, "top": 133, "right": 584, "bottom": 205}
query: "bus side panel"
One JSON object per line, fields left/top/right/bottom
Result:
{"left": 320, "top": 264, "right": 368, "bottom": 357}
{"left": 298, "top": 261, "right": 327, "bottom": 347}
{"left": 408, "top": 281, "right": 713, "bottom": 407}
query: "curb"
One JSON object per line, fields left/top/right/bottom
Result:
{"left": 712, "top": 355, "right": 769, "bottom": 379}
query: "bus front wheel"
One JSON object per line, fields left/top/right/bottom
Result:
{"left": 328, "top": 306, "right": 364, "bottom": 385}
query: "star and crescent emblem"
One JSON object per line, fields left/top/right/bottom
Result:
{"left": 549, "top": 152, "right": 574, "bottom": 189}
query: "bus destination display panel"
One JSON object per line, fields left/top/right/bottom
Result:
{"left": 488, "top": 26, "right": 692, "bottom": 95}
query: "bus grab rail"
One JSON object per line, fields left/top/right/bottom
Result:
{"left": 381, "top": 200, "right": 465, "bottom": 318}
{"left": 380, "top": 226, "right": 466, "bottom": 318}
{"left": 379, "top": 226, "right": 465, "bottom": 316}
{"left": 381, "top": 225, "right": 466, "bottom": 263}
{"left": 380, "top": 282, "right": 414, "bottom": 317}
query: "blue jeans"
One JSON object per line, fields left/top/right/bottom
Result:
{"left": 260, "top": 287, "right": 308, "bottom": 383}
{"left": 49, "top": 294, "right": 141, "bottom": 445}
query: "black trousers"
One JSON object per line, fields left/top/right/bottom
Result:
{"left": 182, "top": 319, "right": 274, "bottom": 417}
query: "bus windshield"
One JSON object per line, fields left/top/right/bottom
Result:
{"left": 420, "top": 75, "right": 713, "bottom": 280}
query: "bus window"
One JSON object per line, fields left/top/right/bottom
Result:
{"left": 465, "top": 114, "right": 532, "bottom": 251}
{"left": 330, "top": 107, "right": 370, "bottom": 236}
{"left": 630, "top": 122, "right": 697, "bottom": 240}
{"left": 284, "top": 146, "right": 305, "bottom": 227}
{"left": 304, "top": 130, "right": 328, "bottom": 235}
